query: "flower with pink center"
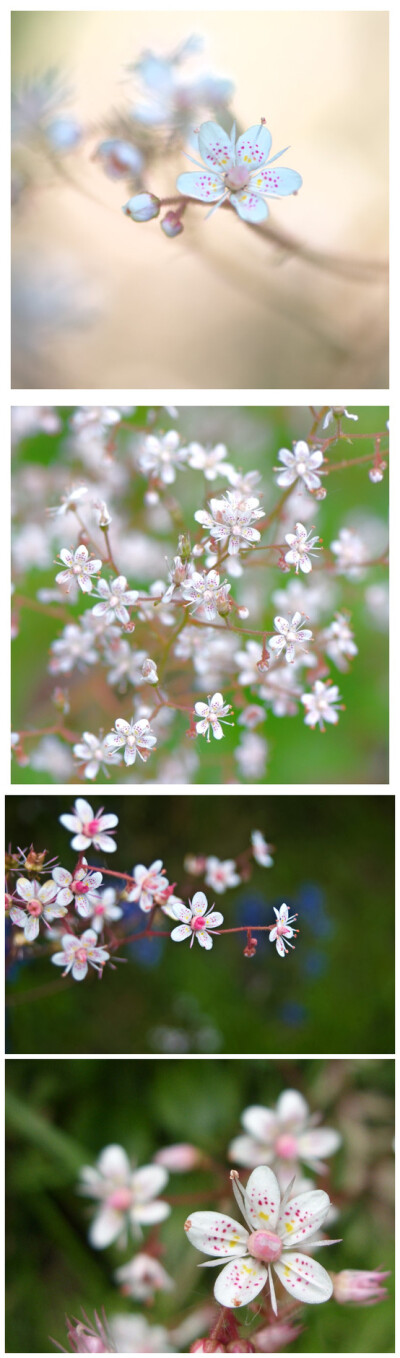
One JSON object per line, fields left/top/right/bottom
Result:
{"left": 177, "top": 121, "right": 302, "bottom": 224}
{"left": 170, "top": 891, "right": 224, "bottom": 950}
{"left": 51, "top": 929, "right": 110, "bottom": 981}
{"left": 127, "top": 860, "right": 168, "bottom": 913}
{"left": 332, "top": 1268, "right": 390, "bottom": 1305}
{"left": 78, "top": 1144, "right": 170, "bottom": 1248}
{"left": 55, "top": 545, "right": 102, "bottom": 594}
{"left": 275, "top": 443, "right": 324, "bottom": 493}
{"left": 204, "top": 857, "right": 241, "bottom": 894}
{"left": 269, "top": 613, "right": 313, "bottom": 665}
{"left": 115, "top": 1251, "right": 174, "bottom": 1301}
{"left": 301, "top": 680, "right": 342, "bottom": 731}
{"left": 269, "top": 904, "right": 298, "bottom": 958}
{"left": 10, "top": 876, "right": 66, "bottom": 941}
{"left": 52, "top": 862, "right": 103, "bottom": 918}
{"left": 184, "top": 1166, "right": 334, "bottom": 1311}
{"left": 251, "top": 832, "right": 274, "bottom": 868}
{"left": 59, "top": 799, "right": 119, "bottom": 852}
{"left": 194, "top": 692, "right": 234, "bottom": 742}
{"left": 228, "top": 1089, "right": 341, "bottom": 1181}
{"left": 89, "top": 888, "right": 124, "bottom": 933}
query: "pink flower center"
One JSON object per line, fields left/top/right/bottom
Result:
{"left": 247, "top": 1230, "right": 282, "bottom": 1263}
{"left": 84, "top": 819, "right": 101, "bottom": 835}
{"left": 276, "top": 922, "right": 289, "bottom": 937}
{"left": 225, "top": 165, "right": 250, "bottom": 192}
{"left": 76, "top": 947, "right": 88, "bottom": 963}
{"left": 27, "top": 901, "right": 43, "bottom": 916}
{"left": 72, "top": 881, "right": 89, "bottom": 894}
{"left": 94, "top": 903, "right": 105, "bottom": 915}
{"left": 107, "top": 1187, "right": 133, "bottom": 1211}
{"left": 191, "top": 915, "right": 207, "bottom": 932}
{"left": 275, "top": 1133, "right": 298, "bottom": 1160}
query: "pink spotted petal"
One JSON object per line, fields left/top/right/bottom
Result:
{"left": 273, "top": 1250, "right": 333, "bottom": 1304}
{"left": 214, "top": 1256, "right": 268, "bottom": 1308}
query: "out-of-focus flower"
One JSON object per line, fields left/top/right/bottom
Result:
{"left": 186, "top": 441, "right": 234, "bottom": 481}
{"left": 229, "top": 1088, "right": 341, "bottom": 1178}
{"left": 195, "top": 492, "right": 264, "bottom": 555}
{"left": 332, "top": 1269, "right": 389, "bottom": 1305}
{"left": 55, "top": 545, "right": 102, "bottom": 594}
{"left": 284, "top": 523, "right": 321, "bottom": 575}
{"left": 177, "top": 121, "right": 302, "bottom": 223}
{"left": 322, "top": 613, "right": 358, "bottom": 672}
{"left": 48, "top": 485, "right": 88, "bottom": 517}
{"left": 92, "top": 576, "right": 139, "bottom": 625}
{"left": 104, "top": 717, "right": 157, "bottom": 765}
{"left": 52, "top": 862, "right": 103, "bottom": 919}
{"left": 59, "top": 799, "right": 119, "bottom": 852}
{"left": 252, "top": 1321, "right": 303, "bottom": 1351}
{"left": 170, "top": 891, "right": 224, "bottom": 950}
{"left": 123, "top": 192, "right": 161, "bottom": 221}
{"left": 269, "top": 613, "right": 312, "bottom": 664}
{"left": 330, "top": 527, "right": 368, "bottom": 579}
{"left": 10, "top": 876, "right": 64, "bottom": 941}
{"left": 141, "top": 657, "right": 159, "bottom": 684}
{"left": 195, "top": 692, "right": 234, "bottom": 741}
{"left": 138, "top": 430, "right": 187, "bottom": 484}
{"left": 51, "top": 929, "right": 110, "bottom": 981}
{"left": 154, "top": 1142, "right": 203, "bottom": 1172}
{"left": 129, "top": 39, "right": 234, "bottom": 138}
{"left": 95, "top": 138, "right": 144, "bottom": 178}
{"left": 275, "top": 444, "right": 324, "bottom": 493}
{"left": 73, "top": 732, "right": 122, "bottom": 781}
{"left": 184, "top": 1166, "right": 333, "bottom": 1310}
{"left": 58, "top": 1307, "right": 115, "bottom": 1353}
{"left": 181, "top": 569, "right": 231, "bottom": 621}
{"left": 108, "top": 1312, "right": 171, "bottom": 1352}
{"left": 88, "top": 887, "right": 123, "bottom": 933}
{"left": 322, "top": 408, "right": 358, "bottom": 430}
{"left": 204, "top": 857, "right": 240, "bottom": 893}
{"left": 78, "top": 1145, "right": 170, "bottom": 1247}
{"left": 234, "top": 733, "right": 269, "bottom": 779}
{"left": 269, "top": 904, "right": 298, "bottom": 958}
{"left": 115, "top": 1251, "right": 174, "bottom": 1300}
{"left": 49, "top": 625, "right": 98, "bottom": 675}
{"left": 127, "top": 860, "right": 167, "bottom": 912}
{"left": 251, "top": 831, "right": 273, "bottom": 867}
{"left": 238, "top": 706, "right": 265, "bottom": 730}
{"left": 301, "top": 680, "right": 342, "bottom": 731}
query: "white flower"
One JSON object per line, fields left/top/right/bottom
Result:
{"left": 169, "top": 891, "right": 224, "bottom": 950}
{"left": 272, "top": 577, "right": 337, "bottom": 623}
{"left": 78, "top": 1145, "right": 170, "bottom": 1248}
{"left": 48, "top": 485, "right": 88, "bottom": 517}
{"left": 92, "top": 576, "right": 139, "bottom": 624}
{"left": 194, "top": 692, "right": 234, "bottom": 741}
{"left": 284, "top": 523, "right": 321, "bottom": 575}
{"left": 73, "top": 731, "right": 122, "bottom": 780}
{"left": 195, "top": 491, "right": 264, "bottom": 555}
{"left": 52, "top": 862, "right": 103, "bottom": 919}
{"left": 323, "top": 614, "right": 358, "bottom": 672}
{"left": 59, "top": 798, "right": 119, "bottom": 852}
{"left": 184, "top": 1166, "right": 333, "bottom": 1311}
{"left": 269, "top": 904, "right": 298, "bottom": 957}
{"left": 275, "top": 444, "right": 324, "bottom": 493}
{"left": 138, "top": 431, "right": 187, "bottom": 485}
{"left": 49, "top": 624, "right": 98, "bottom": 674}
{"left": 259, "top": 666, "right": 301, "bottom": 717}
{"left": 177, "top": 121, "right": 302, "bottom": 224}
{"left": 104, "top": 717, "right": 157, "bottom": 766}
{"left": 322, "top": 408, "right": 358, "bottom": 430}
{"left": 109, "top": 1313, "right": 171, "bottom": 1353}
{"left": 55, "top": 545, "right": 102, "bottom": 594}
{"left": 181, "top": 569, "right": 231, "bottom": 620}
{"left": 115, "top": 1252, "right": 174, "bottom": 1301}
{"left": 88, "top": 887, "right": 124, "bottom": 933}
{"left": 238, "top": 705, "right": 265, "bottom": 729}
{"left": 71, "top": 406, "right": 124, "bottom": 433}
{"left": 204, "top": 857, "right": 240, "bottom": 893}
{"left": 141, "top": 657, "right": 159, "bottom": 684}
{"left": 235, "top": 640, "right": 264, "bottom": 686}
{"left": 106, "top": 643, "right": 153, "bottom": 689}
{"left": 186, "top": 441, "right": 234, "bottom": 480}
{"left": 269, "top": 613, "right": 313, "bottom": 664}
{"left": 301, "top": 680, "right": 342, "bottom": 731}
{"left": 234, "top": 733, "right": 268, "bottom": 779}
{"left": 251, "top": 831, "right": 273, "bottom": 867}
{"left": 330, "top": 527, "right": 368, "bottom": 579}
{"left": 128, "top": 860, "right": 167, "bottom": 913}
{"left": 10, "top": 877, "right": 65, "bottom": 941}
{"left": 228, "top": 1090, "right": 341, "bottom": 1179}
{"left": 51, "top": 929, "right": 110, "bottom": 981}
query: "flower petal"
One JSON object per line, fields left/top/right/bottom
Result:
{"left": 170, "top": 924, "right": 192, "bottom": 943}
{"left": 276, "top": 1089, "right": 308, "bottom": 1127}
{"left": 75, "top": 799, "right": 94, "bottom": 821}
{"left": 132, "top": 1199, "right": 171, "bottom": 1224}
{"left": 197, "top": 121, "right": 233, "bottom": 170}
{"left": 277, "top": 1188, "right": 330, "bottom": 1247}
{"left": 274, "top": 1250, "right": 333, "bottom": 1304}
{"left": 191, "top": 891, "right": 208, "bottom": 916}
{"left": 244, "top": 1166, "right": 281, "bottom": 1231}
{"left": 24, "top": 916, "right": 40, "bottom": 941}
{"left": 242, "top": 1106, "right": 277, "bottom": 1145}
{"left": 236, "top": 125, "right": 272, "bottom": 168}
{"left": 230, "top": 190, "right": 268, "bottom": 223}
{"left": 89, "top": 1206, "right": 123, "bottom": 1249}
{"left": 132, "top": 1163, "right": 168, "bottom": 1201}
{"left": 184, "top": 1211, "right": 248, "bottom": 1257}
{"left": 214, "top": 1256, "right": 268, "bottom": 1307}
{"left": 298, "top": 1128, "right": 342, "bottom": 1164}
{"left": 97, "top": 1143, "right": 131, "bottom": 1180}
{"left": 177, "top": 170, "right": 224, "bottom": 203}
{"left": 170, "top": 903, "right": 192, "bottom": 925}
{"left": 204, "top": 912, "right": 224, "bottom": 929}
{"left": 252, "top": 167, "right": 302, "bottom": 197}
{"left": 196, "top": 929, "right": 213, "bottom": 949}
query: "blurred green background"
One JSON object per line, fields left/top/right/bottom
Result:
{"left": 11, "top": 405, "right": 389, "bottom": 785}
{"left": 5, "top": 1057, "right": 394, "bottom": 1353}
{"left": 6, "top": 794, "right": 394, "bottom": 1056}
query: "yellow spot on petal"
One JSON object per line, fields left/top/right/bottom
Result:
{"left": 259, "top": 1211, "right": 270, "bottom": 1221}
{"left": 285, "top": 1222, "right": 294, "bottom": 1233}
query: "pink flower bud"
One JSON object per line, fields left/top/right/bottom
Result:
{"left": 161, "top": 210, "right": 184, "bottom": 237}
{"left": 253, "top": 1322, "right": 303, "bottom": 1352}
{"left": 154, "top": 1142, "right": 202, "bottom": 1172}
{"left": 123, "top": 193, "right": 160, "bottom": 222}
{"left": 332, "top": 1269, "right": 390, "bottom": 1305}
{"left": 190, "top": 1343, "right": 226, "bottom": 1353}
{"left": 226, "top": 1343, "right": 255, "bottom": 1352}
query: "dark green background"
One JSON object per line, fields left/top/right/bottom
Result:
{"left": 5, "top": 1058, "right": 394, "bottom": 1353}
{"left": 6, "top": 794, "right": 394, "bottom": 1055}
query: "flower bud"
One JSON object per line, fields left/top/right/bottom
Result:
{"left": 226, "top": 1344, "right": 255, "bottom": 1353}
{"left": 315, "top": 487, "right": 327, "bottom": 500}
{"left": 123, "top": 193, "right": 160, "bottom": 222}
{"left": 161, "top": 210, "right": 184, "bottom": 237}
{"left": 332, "top": 1269, "right": 390, "bottom": 1305}
{"left": 154, "top": 1142, "right": 202, "bottom": 1172}
{"left": 141, "top": 658, "right": 159, "bottom": 684}
{"left": 369, "top": 467, "right": 384, "bottom": 483}
{"left": 190, "top": 1343, "right": 225, "bottom": 1353}
{"left": 237, "top": 606, "right": 249, "bottom": 619}
{"left": 253, "top": 1322, "right": 303, "bottom": 1352}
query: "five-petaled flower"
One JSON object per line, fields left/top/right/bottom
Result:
{"left": 184, "top": 1165, "right": 334, "bottom": 1311}
{"left": 284, "top": 523, "right": 321, "bottom": 575}
{"left": 204, "top": 857, "right": 241, "bottom": 894}
{"left": 55, "top": 545, "right": 102, "bottom": 593}
{"left": 275, "top": 444, "right": 324, "bottom": 493}
{"left": 301, "top": 680, "right": 342, "bottom": 731}
{"left": 269, "top": 904, "right": 298, "bottom": 957}
{"left": 10, "top": 876, "right": 65, "bottom": 941}
{"left": 177, "top": 121, "right": 302, "bottom": 223}
{"left": 92, "top": 576, "right": 139, "bottom": 624}
{"left": 194, "top": 692, "right": 234, "bottom": 741}
{"left": 52, "top": 862, "right": 103, "bottom": 918}
{"left": 195, "top": 491, "right": 264, "bottom": 555}
{"left": 78, "top": 1144, "right": 170, "bottom": 1248}
{"left": 59, "top": 799, "right": 119, "bottom": 852}
{"left": 51, "top": 928, "right": 110, "bottom": 981}
{"left": 104, "top": 717, "right": 157, "bottom": 765}
{"left": 269, "top": 613, "right": 313, "bottom": 664}
{"left": 128, "top": 860, "right": 168, "bottom": 913}
{"left": 181, "top": 569, "right": 231, "bottom": 620}
{"left": 228, "top": 1089, "right": 341, "bottom": 1179}
{"left": 251, "top": 830, "right": 274, "bottom": 867}
{"left": 170, "top": 890, "right": 224, "bottom": 950}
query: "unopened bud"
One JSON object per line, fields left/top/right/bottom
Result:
{"left": 237, "top": 606, "right": 249, "bottom": 619}
{"left": 192, "top": 543, "right": 204, "bottom": 556}
{"left": 52, "top": 687, "right": 70, "bottom": 715}
{"left": 141, "top": 658, "right": 159, "bottom": 685}
{"left": 123, "top": 192, "right": 160, "bottom": 222}
{"left": 95, "top": 499, "right": 112, "bottom": 527}
{"left": 154, "top": 1142, "right": 202, "bottom": 1172}
{"left": 161, "top": 210, "right": 184, "bottom": 237}
{"left": 190, "top": 1344, "right": 226, "bottom": 1354}
{"left": 315, "top": 487, "right": 327, "bottom": 500}
{"left": 369, "top": 467, "right": 385, "bottom": 483}
{"left": 178, "top": 534, "right": 192, "bottom": 562}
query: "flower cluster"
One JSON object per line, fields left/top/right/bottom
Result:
{"left": 11, "top": 405, "right": 389, "bottom": 784}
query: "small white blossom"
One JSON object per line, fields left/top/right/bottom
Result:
{"left": 52, "top": 862, "right": 103, "bottom": 918}
{"left": 10, "top": 877, "right": 65, "bottom": 941}
{"left": 181, "top": 569, "right": 231, "bottom": 620}
{"left": 59, "top": 799, "right": 119, "bottom": 852}
{"left": 47, "top": 485, "right": 88, "bottom": 517}
{"left": 78, "top": 1145, "right": 170, "bottom": 1248}
{"left": 177, "top": 121, "right": 302, "bottom": 224}
{"left": 104, "top": 717, "right": 157, "bottom": 765}
{"left": 55, "top": 545, "right": 102, "bottom": 594}
{"left": 269, "top": 612, "right": 313, "bottom": 664}
{"left": 51, "top": 929, "right": 110, "bottom": 981}
{"left": 49, "top": 624, "right": 98, "bottom": 674}
{"left": 92, "top": 575, "right": 139, "bottom": 624}
{"left": 322, "top": 407, "right": 358, "bottom": 430}
{"left": 71, "top": 407, "right": 125, "bottom": 434}
{"left": 229, "top": 1089, "right": 341, "bottom": 1177}
{"left": 238, "top": 705, "right": 265, "bottom": 729}
{"left": 204, "top": 857, "right": 240, "bottom": 893}
{"left": 284, "top": 523, "right": 321, "bottom": 575}
{"left": 235, "top": 640, "right": 264, "bottom": 686}
{"left": 301, "top": 680, "right": 342, "bottom": 731}
{"left": 260, "top": 667, "right": 301, "bottom": 717}
{"left": 141, "top": 657, "right": 159, "bottom": 684}
{"left": 88, "top": 887, "right": 124, "bottom": 933}
{"left": 186, "top": 441, "right": 234, "bottom": 480}
{"left": 73, "top": 731, "right": 121, "bottom": 780}
{"left": 275, "top": 443, "right": 324, "bottom": 493}
{"left": 170, "top": 891, "right": 224, "bottom": 950}
{"left": 138, "top": 431, "right": 187, "bottom": 485}
{"left": 323, "top": 614, "right": 358, "bottom": 672}
{"left": 195, "top": 491, "right": 264, "bottom": 555}
{"left": 194, "top": 692, "right": 234, "bottom": 741}
{"left": 115, "top": 1252, "right": 174, "bottom": 1301}
{"left": 128, "top": 860, "right": 167, "bottom": 913}
{"left": 234, "top": 733, "right": 269, "bottom": 779}
{"left": 269, "top": 904, "right": 298, "bottom": 957}
{"left": 330, "top": 527, "right": 368, "bottom": 579}
{"left": 251, "top": 831, "right": 273, "bottom": 867}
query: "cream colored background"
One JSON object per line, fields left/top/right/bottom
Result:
{"left": 12, "top": 10, "right": 388, "bottom": 388}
